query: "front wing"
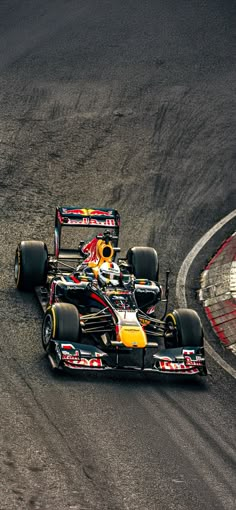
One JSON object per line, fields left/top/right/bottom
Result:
{"left": 47, "top": 340, "right": 207, "bottom": 375}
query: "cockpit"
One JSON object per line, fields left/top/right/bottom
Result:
{"left": 105, "top": 290, "right": 137, "bottom": 311}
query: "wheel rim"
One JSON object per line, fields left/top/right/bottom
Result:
{"left": 43, "top": 314, "right": 53, "bottom": 347}
{"left": 164, "top": 318, "right": 178, "bottom": 348}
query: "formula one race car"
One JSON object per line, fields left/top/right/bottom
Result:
{"left": 14, "top": 206, "right": 207, "bottom": 376}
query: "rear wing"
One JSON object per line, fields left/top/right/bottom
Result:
{"left": 54, "top": 206, "right": 120, "bottom": 257}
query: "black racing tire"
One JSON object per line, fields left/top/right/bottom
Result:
{"left": 164, "top": 308, "right": 203, "bottom": 349}
{"left": 126, "top": 246, "right": 159, "bottom": 281}
{"left": 15, "top": 241, "right": 48, "bottom": 291}
{"left": 42, "top": 303, "right": 80, "bottom": 350}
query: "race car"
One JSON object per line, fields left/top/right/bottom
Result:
{"left": 14, "top": 206, "right": 207, "bottom": 376}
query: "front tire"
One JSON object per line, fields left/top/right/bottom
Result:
{"left": 164, "top": 308, "right": 203, "bottom": 349}
{"left": 42, "top": 303, "right": 80, "bottom": 350}
{"left": 15, "top": 241, "right": 48, "bottom": 291}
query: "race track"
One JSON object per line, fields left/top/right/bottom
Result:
{"left": 0, "top": 1, "right": 236, "bottom": 509}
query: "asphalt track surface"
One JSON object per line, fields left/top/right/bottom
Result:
{"left": 0, "top": 1, "right": 236, "bottom": 509}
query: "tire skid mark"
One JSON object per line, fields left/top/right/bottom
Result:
{"left": 151, "top": 101, "right": 169, "bottom": 146}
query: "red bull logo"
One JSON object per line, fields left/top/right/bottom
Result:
{"left": 62, "top": 208, "right": 113, "bottom": 216}
{"left": 90, "top": 209, "right": 113, "bottom": 216}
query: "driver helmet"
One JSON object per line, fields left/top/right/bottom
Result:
{"left": 98, "top": 262, "right": 121, "bottom": 287}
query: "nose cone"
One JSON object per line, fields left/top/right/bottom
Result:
{"left": 118, "top": 326, "right": 147, "bottom": 348}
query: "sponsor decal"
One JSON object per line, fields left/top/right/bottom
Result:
{"left": 122, "top": 328, "right": 140, "bottom": 332}
{"left": 146, "top": 306, "right": 156, "bottom": 315}
{"left": 183, "top": 356, "right": 203, "bottom": 367}
{"left": 182, "top": 350, "right": 204, "bottom": 367}
{"left": 91, "top": 218, "right": 115, "bottom": 226}
{"left": 62, "top": 354, "right": 79, "bottom": 361}
{"left": 159, "top": 361, "right": 185, "bottom": 371}
{"left": 62, "top": 208, "right": 114, "bottom": 217}
{"left": 106, "top": 290, "right": 129, "bottom": 296}
{"left": 88, "top": 209, "right": 114, "bottom": 216}
{"left": 62, "top": 208, "right": 87, "bottom": 215}
{"left": 64, "top": 218, "right": 115, "bottom": 226}
{"left": 159, "top": 360, "right": 201, "bottom": 371}
{"left": 61, "top": 349, "right": 80, "bottom": 357}
{"left": 82, "top": 237, "right": 98, "bottom": 254}
{"left": 62, "top": 357, "right": 102, "bottom": 367}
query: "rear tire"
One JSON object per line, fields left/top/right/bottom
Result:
{"left": 126, "top": 246, "right": 159, "bottom": 281}
{"left": 15, "top": 241, "right": 48, "bottom": 291}
{"left": 164, "top": 308, "right": 203, "bottom": 348}
{"left": 42, "top": 303, "right": 80, "bottom": 350}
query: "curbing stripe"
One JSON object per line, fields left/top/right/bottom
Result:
{"left": 200, "top": 233, "right": 236, "bottom": 349}
{"left": 176, "top": 210, "right": 236, "bottom": 379}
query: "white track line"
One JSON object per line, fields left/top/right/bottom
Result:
{"left": 176, "top": 209, "right": 236, "bottom": 379}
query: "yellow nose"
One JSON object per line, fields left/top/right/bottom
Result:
{"left": 118, "top": 326, "right": 147, "bottom": 348}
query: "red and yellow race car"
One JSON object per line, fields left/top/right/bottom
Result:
{"left": 14, "top": 206, "right": 207, "bottom": 376}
